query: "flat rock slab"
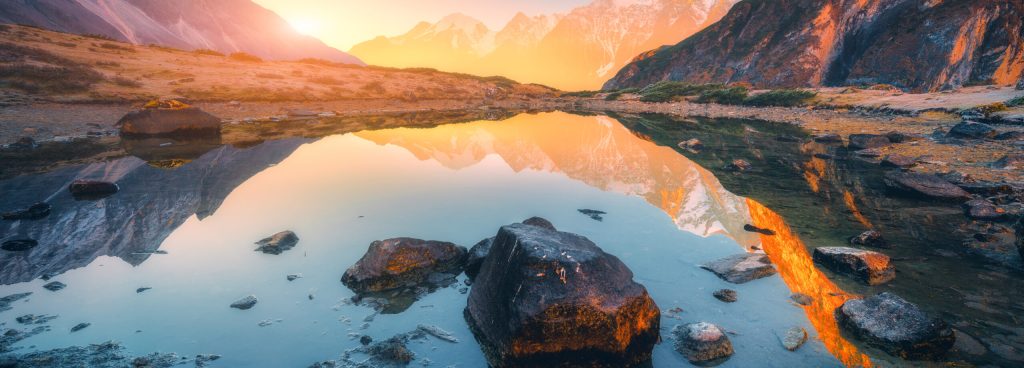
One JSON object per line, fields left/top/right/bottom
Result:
{"left": 701, "top": 253, "right": 777, "bottom": 284}
{"left": 254, "top": 230, "right": 299, "bottom": 255}
{"left": 342, "top": 238, "right": 467, "bottom": 293}
{"left": 883, "top": 172, "right": 970, "bottom": 200}
{"left": 837, "top": 292, "right": 955, "bottom": 360}
{"left": 673, "top": 322, "right": 734, "bottom": 365}
{"left": 465, "top": 223, "right": 660, "bottom": 367}
{"left": 813, "top": 247, "right": 895, "bottom": 285}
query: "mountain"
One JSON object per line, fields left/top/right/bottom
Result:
{"left": 605, "top": 0, "right": 1024, "bottom": 92}
{"left": 349, "top": 0, "right": 738, "bottom": 90}
{"left": 0, "top": 0, "right": 363, "bottom": 64}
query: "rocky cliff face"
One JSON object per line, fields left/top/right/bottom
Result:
{"left": 350, "top": 0, "right": 737, "bottom": 90}
{"left": 0, "top": 0, "right": 363, "bottom": 64}
{"left": 605, "top": 0, "right": 1024, "bottom": 92}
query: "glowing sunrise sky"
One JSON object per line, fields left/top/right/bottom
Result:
{"left": 254, "top": 0, "right": 591, "bottom": 51}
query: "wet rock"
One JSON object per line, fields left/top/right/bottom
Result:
{"left": 743, "top": 224, "right": 775, "bottom": 236}
{"left": 951, "top": 329, "right": 987, "bottom": 356}
{"left": 848, "top": 134, "right": 891, "bottom": 150}
{"left": 1, "top": 239, "right": 37, "bottom": 251}
{"left": 520, "top": 216, "right": 556, "bottom": 231}
{"left": 992, "top": 154, "right": 1024, "bottom": 170}
{"left": 790, "top": 293, "right": 813, "bottom": 306}
{"left": 577, "top": 208, "right": 606, "bottom": 221}
{"left": 678, "top": 138, "right": 704, "bottom": 152}
{"left": 68, "top": 180, "right": 119, "bottom": 200}
{"left": 812, "top": 133, "right": 843, "bottom": 143}
{"left": 465, "top": 223, "right": 660, "bottom": 367}
{"left": 813, "top": 247, "right": 895, "bottom": 285}
{"left": 724, "top": 159, "right": 752, "bottom": 172}
{"left": 230, "top": 295, "right": 258, "bottom": 310}
{"left": 0, "top": 292, "right": 31, "bottom": 313}
{"left": 881, "top": 154, "right": 917, "bottom": 169}
{"left": 1016, "top": 219, "right": 1023, "bottom": 261}
{"left": 70, "top": 323, "right": 90, "bottom": 332}
{"left": 1, "top": 203, "right": 51, "bottom": 221}
{"left": 778, "top": 327, "right": 808, "bottom": 351}
{"left": 364, "top": 337, "right": 414, "bottom": 365}
{"left": 947, "top": 121, "right": 996, "bottom": 139}
{"left": 341, "top": 238, "right": 467, "bottom": 293}
{"left": 883, "top": 172, "right": 970, "bottom": 200}
{"left": 836, "top": 292, "right": 955, "bottom": 360}
{"left": 994, "top": 130, "right": 1024, "bottom": 140}
{"left": 673, "top": 322, "right": 733, "bottom": 365}
{"left": 701, "top": 253, "right": 777, "bottom": 284}
{"left": 195, "top": 354, "right": 221, "bottom": 367}
{"left": 1, "top": 341, "right": 180, "bottom": 367}
{"left": 964, "top": 199, "right": 1013, "bottom": 221}
{"left": 117, "top": 100, "right": 221, "bottom": 136}
{"left": 254, "top": 230, "right": 299, "bottom": 255}
{"left": 712, "top": 289, "right": 737, "bottom": 303}
{"left": 464, "top": 237, "right": 493, "bottom": 281}
{"left": 42, "top": 281, "right": 66, "bottom": 291}
{"left": 849, "top": 230, "right": 889, "bottom": 248}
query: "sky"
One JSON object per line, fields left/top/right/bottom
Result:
{"left": 254, "top": 0, "right": 590, "bottom": 51}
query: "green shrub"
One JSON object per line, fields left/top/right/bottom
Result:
{"left": 228, "top": 52, "right": 263, "bottom": 63}
{"left": 605, "top": 91, "right": 623, "bottom": 101}
{"left": 638, "top": 81, "right": 727, "bottom": 103}
{"left": 562, "top": 90, "right": 599, "bottom": 98}
{"left": 743, "top": 89, "right": 817, "bottom": 107}
{"left": 695, "top": 86, "right": 749, "bottom": 104}
{"left": 0, "top": 63, "right": 104, "bottom": 93}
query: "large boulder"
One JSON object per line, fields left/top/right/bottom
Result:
{"left": 883, "top": 172, "right": 970, "bottom": 200}
{"left": 836, "top": 292, "right": 955, "bottom": 360}
{"left": 342, "top": 238, "right": 467, "bottom": 293}
{"left": 847, "top": 134, "right": 891, "bottom": 150}
{"left": 465, "top": 223, "right": 660, "bottom": 367}
{"left": 700, "top": 253, "right": 777, "bottom": 284}
{"left": 673, "top": 322, "right": 734, "bottom": 364}
{"left": 117, "top": 100, "right": 222, "bottom": 136}
{"left": 946, "top": 121, "right": 996, "bottom": 139}
{"left": 813, "top": 247, "right": 895, "bottom": 285}
{"left": 465, "top": 217, "right": 556, "bottom": 281}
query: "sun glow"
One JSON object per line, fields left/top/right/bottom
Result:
{"left": 289, "top": 18, "right": 319, "bottom": 35}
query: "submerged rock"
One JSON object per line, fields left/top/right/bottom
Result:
{"left": 1, "top": 341, "right": 181, "bottom": 367}
{"left": 42, "top": 281, "right": 66, "bottom": 291}
{"left": 883, "top": 172, "right": 970, "bottom": 200}
{"left": 850, "top": 230, "right": 889, "bottom": 248}
{"left": 1, "top": 203, "right": 51, "bottom": 221}
{"left": 577, "top": 208, "right": 606, "bottom": 221}
{"left": 813, "top": 247, "right": 895, "bottom": 285}
{"left": 68, "top": 180, "right": 119, "bottom": 200}
{"left": 743, "top": 224, "right": 775, "bottom": 236}
{"left": 117, "top": 100, "right": 221, "bottom": 136}
{"left": 1, "top": 239, "right": 38, "bottom": 251}
{"left": 465, "top": 223, "right": 660, "bottom": 367}
{"left": 136, "top": 287, "right": 151, "bottom": 293}
{"left": 778, "top": 327, "right": 808, "bottom": 351}
{"left": 0, "top": 292, "right": 31, "bottom": 313}
{"left": 712, "top": 289, "right": 737, "bottom": 303}
{"left": 230, "top": 295, "right": 258, "bottom": 310}
{"left": 254, "top": 230, "right": 299, "bottom": 255}
{"left": 836, "top": 292, "right": 955, "bottom": 360}
{"left": 947, "top": 121, "right": 996, "bottom": 139}
{"left": 341, "top": 238, "right": 467, "bottom": 293}
{"left": 724, "top": 159, "right": 752, "bottom": 172}
{"left": 964, "top": 199, "right": 1014, "bottom": 221}
{"left": 673, "top": 322, "right": 734, "bottom": 365}
{"left": 678, "top": 138, "right": 704, "bottom": 152}
{"left": 286, "top": 274, "right": 301, "bottom": 281}
{"left": 701, "top": 253, "right": 777, "bottom": 284}
{"left": 848, "top": 134, "right": 891, "bottom": 150}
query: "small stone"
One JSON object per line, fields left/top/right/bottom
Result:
{"left": 790, "top": 293, "right": 813, "bottom": 306}
{"left": 43, "top": 281, "right": 66, "bottom": 291}
{"left": 136, "top": 287, "right": 151, "bottom": 293}
{"left": 577, "top": 209, "right": 606, "bottom": 221}
{"left": 725, "top": 159, "right": 752, "bottom": 172}
{"left": 70, "top": 322, "right": 90, "bottom": 332}
{"left": 520, "top": 216, "right": 556, "bottom": 231}
{"left": 849, "top": 230, "right": 889, "bottom": 248}
{"left": 778, "top": 327, "right": 808, "bottom": 351}
{"left": 287, "top": 274, "right": 301, "bottom": 281}
{"left": 712, "top": 289, "right": 737, "bottom": 303}
{"left": 701, "top": 253, "right": 777, "bottom": 284}
{"left": 230, "top": 295, "right": 258, "bottom": 310}
{"left": 360, "top": 335, "right": 373, "bottom": 346}
{"left": 813, "top": 247, "right": 895, "bottom": 285}
{"left": 673, "top": 322, "right": 734, "bottom": 364}
{"left": 254, "top": 230, "right": 299, "bottom": 255}
{"left": 678, "top": 138, "right": 704, "bottom": 152}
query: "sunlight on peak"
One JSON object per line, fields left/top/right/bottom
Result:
{"left": 288, "top": 17, "right": 320, "bottom": 35}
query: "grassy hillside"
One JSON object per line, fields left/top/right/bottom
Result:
{"left": 0, "top": 24, "right": 556, "bottom": 105}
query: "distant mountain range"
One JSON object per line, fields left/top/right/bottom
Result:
{"left": 605, "top": 0, "right": 1024, "bottom": 92}
{"left": 350, "top": 0, "right": 738, "bottom": 90}
{"left": 0, "top": 0, "right": 363, "bottom": 64}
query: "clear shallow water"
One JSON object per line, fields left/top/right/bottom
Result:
{"left": 0, "top": 111, "right": 999, "bottom": 366}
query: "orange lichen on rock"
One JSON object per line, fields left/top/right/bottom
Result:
{"left": 746, "top": 199, "right": 872, "bottom": 367}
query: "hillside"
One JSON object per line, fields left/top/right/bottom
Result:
{"left": 605, "top": 0, "right": 1024, "bottom": 92}
{"left": 0, "top": 24, "right": 555, "bottom": 106}
{"left": 350, "top": 0, "right": 738, "bottom": 90}
{"left": 0, "top": 0, "right": 363, "bottom": 64}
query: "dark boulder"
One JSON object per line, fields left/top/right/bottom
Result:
{"left": 342, "top": 238, "right": 467, "bottom": 293}
{"left": 836, "top": 292, "right": 955, "bottom": 360}
{"left": 465, "top": 223, "right": 660, "bottom": 367}
{"left": 881, "top": 154, "right": 917, "bottom": 169}
{"left": 466, "top": 217, "right": 557, "bottom": 281}
{"left": 947, "top": 121, "right": 996, "bottom": 139}
{"left": 254, "top": 231, "right": 299, "bottom": 255}
{"left": 117, "top": 100, "right": 221, "bottom": 136}
{"left": 813, "top": 247, "right": 895, "bottom": 285}
{"left": 994, "top": 131, "right": 1024, "bottom": 140}
{"left": 68, "top": 180, "right": 119, "bottom": 200}
{"left": 8, "top": 137, "right": 38, "bottom": 150}
{"left": 1, "top": 239, "right": 37, "bottom": 251}
{"left": 812, "top": 133, "right": 843, "bottom": 143}
{"left": 712, "top": 289, "right": 737, "bottom": 303}
{"left": 230, "top": 295, "right": 258, "bottom": 310}
{"left": 850, "top": 230, "right": 890, "bottom": 248}
{"left": 848, "top": 134, "right": 891, "bottom": 150}
{"left": 743, "top": 224, "right": 775, "bottom": 236}
{"left": 883, "top": 172, "right": 970, "bottom": 200}
{"left": 673, "top": 322, "right": 733, "bottom": 365}
{"left": 964, "top": 199, "right": 1014, "bottom": 221}
{"left": 701, "top": 253, "right": 777, "bottom": 284}
{"left": 1, "top": 203, "right": 51, "bottom": 221}
{"left": 992, "top": 154, "right": 1024, "bottom": 170}
{"left": 577, "top": 209, "right": 606, "bottom": 221}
